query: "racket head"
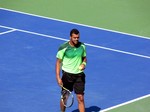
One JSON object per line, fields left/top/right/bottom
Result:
{"left": 61, "top": 86, "right": 74, "bottom": 107}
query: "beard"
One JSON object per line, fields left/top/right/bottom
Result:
{"left": 72, "top": 40, "right": 79, "bottom": 45}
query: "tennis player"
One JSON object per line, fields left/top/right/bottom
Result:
{"left": 56, "top": 29, "right": 87, "bottom": 112}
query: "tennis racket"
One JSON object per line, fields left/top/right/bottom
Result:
{"left": 60, "top": 85, "right": 74, "bottom": 108}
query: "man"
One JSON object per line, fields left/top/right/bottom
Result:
{"left": 56, "top": 29, "right": 87, "bottom": 112}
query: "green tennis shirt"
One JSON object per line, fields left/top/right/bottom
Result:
{"left": 56, "top": 41, "right": 86, "bottom": 74}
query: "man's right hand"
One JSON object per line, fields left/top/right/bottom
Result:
{"left": 57, "top": 77, "right": 63, "bottom": 86}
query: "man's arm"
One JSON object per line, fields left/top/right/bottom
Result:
{"left": 55, "top": 58, "right": 63, "bottom": 86}
{"left": 82, "top": 56, "right": 87, "bottom": 63}
{"left": 80, "top": 56, "right": 87, "bottom": 70}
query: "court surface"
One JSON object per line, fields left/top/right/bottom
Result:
{"left": 0, "top": 8, "right": 150, "bottom": 112}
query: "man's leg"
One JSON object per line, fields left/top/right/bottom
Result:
{"left": 60, "top": 99, "right": 66, "bottom": 112}
{"left": 76, "top": 94, "right": 85, "bottom": 112}
{"left": 60, "top": 71, "right": 74, "bottom": 112}
{"left": 74, "top": 73, "right": 85, "bottom": 112}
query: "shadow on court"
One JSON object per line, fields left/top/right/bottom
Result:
{"left": 72, "top": 106, "right": 101, "bottom": 112}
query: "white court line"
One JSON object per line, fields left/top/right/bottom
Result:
{"left": 0, "top": 29, "right": 16, "bottom": 35}
{"left": 0, "top": 25, "right": 150, "bottom": 59}
{"left": 0, "top": 7, "right": 150, "bottom": 40}
{"left": 100, "top": 94, "right": 150, "bottom": 112}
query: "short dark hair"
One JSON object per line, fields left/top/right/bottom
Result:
{"left": 70, "top": 29, "right": 79, "bottom": 36}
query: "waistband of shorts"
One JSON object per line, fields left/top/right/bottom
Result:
{"left": 62, "top": 70, "right": 84, "bottom": 76}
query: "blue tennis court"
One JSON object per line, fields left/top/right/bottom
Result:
{"left": 0, "top": 8, "right": 150, "bottom": 112}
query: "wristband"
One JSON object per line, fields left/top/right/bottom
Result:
{"left": 82, "top": 62, "right": 86, "bottom": 66}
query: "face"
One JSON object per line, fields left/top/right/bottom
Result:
{"left": 70, "top": 33, "right": 80, "bottom": 45}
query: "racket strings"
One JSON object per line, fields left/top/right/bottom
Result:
{"left": 61, "top": 90, "right": 73, "bottom": 107}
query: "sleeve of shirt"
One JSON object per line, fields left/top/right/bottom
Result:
{"left": 56, "top": 47, "right": 66, "bottom": 60}
{"left": 82, "top": 44, "right": 86, "bottom": 57}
